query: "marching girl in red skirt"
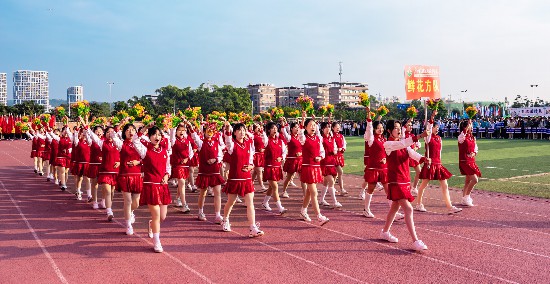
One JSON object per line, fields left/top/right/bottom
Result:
{"left": 297, "top": 111, "right": 330, "bottom": 226}
{"left": 402, "top": 119, "right": 422, "bottom": 196}
{"left": 251, "top": 123, "right": 268, "bottom": 192}
{"left": 458, "top": 119, "right": 481, "bottom": 207}
{"left": 332, "top": 122, "right": 348, "bottom": 195}
{"left": 46, "top": 128, "right": 60, "bottom": 185}
{"left": 133, "top": 126, "right": 172, "bottom": 253}
{"left": 72, "top": 125, "right": 92, "bottom": 201}
{"left": 28, "top": 129, "right": 39, "bottom": 174}
{"left": 88, "top": 126, "right": 122, "bottom": 221}
{"left": 187, "top": 129, "right": 199, "bottom": 193}
{"left": 281, "top": 120, "right": 306, "bottom": 198}
{"left": 169, "top": 123, "right": 194, "bottom": 213}
{"left": 221, "top": 122, "right": 264, "bottom": 237}
{"left": 318, "top": 122, "right": 342, "bottom": 208}
{"left": 415, "top": 111, "right": 462, "bottom": 214}
{"left": 260, "top": 121, "right": 288, "bottom": 214}
{"left": 118, "top": 122, "right": 143, "bottom": 235}
{"left": 49, "top": 124, "right": 72, "bottom": 191}
{"left": 27, "top": 128, "right": 46, "bottom": 175}
{"left": 188, "top": 121, "right": 225, "bottom": 224}
{"left": 86, "top": 123, "right": 104, "bottom": 209}
{"left": 381, "top": 120, "right": 430, "bottom": 251}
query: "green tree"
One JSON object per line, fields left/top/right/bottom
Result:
{"left": 89, "top": 102, "right": 111, "bottom": 117}
{"left": 127, "top": 95, "right": 158, "bottom": 117}
{"left": 112, "top": 101, "right": 128, "bottom": 115}
{"left": 13, "top": 101, "right": 45, "bottom": 116}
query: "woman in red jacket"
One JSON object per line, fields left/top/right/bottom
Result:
{"left": 189, "top": 122, "right": 225, "bottom": 224}
{"left": 318, "top": 121, "right": 342, "bottom": 208}
{"left": 298, "top": 111, "right": 329, "bottom": 226}
{"left": 46, "top": 128, "right": 60, "bottom": 185}
{"left": 50, "top": 124, "right": 73, "bottom": 191}
{"left": 261, "top": 121, "right": 287, "bottom": 214}
{"left": 86, "top": 125, "right": 104, "bottom": 209}
{"left": 415, "top": 111, "right": 462, "bottom": 214}
{"left": 458, "top": 119, "right": 481, "bottom": 207}
{"left": 401, "top": 119, "right": 422, "bottom": 196}
{"left": 251, "top": 123, "right": 268, "bottom": 191}
{"left": 170, "top": 123, "right": 193, "bottom": 213}
{"left": 222, "top": 122, "right": 264, "bottom": 237}
{"left": 381, "top": 120, "right": 429, "bottom": 251}
{"left": 89, "top": 126, "right": 122, "bottom": 221}
{"left": 72, "top": 126, "right": 91, "bottom": 201}
{"left": 281, "top": 121, "right": 305, "bottom": 198}
{"left": 332, "top": 122, "right": 347, "bottom": 195}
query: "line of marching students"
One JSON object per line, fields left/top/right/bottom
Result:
{"left": 22, "top": 109, "right": 481, "bottom": 253}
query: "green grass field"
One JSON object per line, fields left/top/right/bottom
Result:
{"left": 343, "top": 137, "right": 550, "bottom": 198}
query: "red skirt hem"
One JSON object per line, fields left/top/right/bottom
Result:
{"left": 459, "top": 162, "right": 482, "bottom": 177}
{"left": 335, "top": 154, "right": 345, "bottom": 167}
{"left": 140, "top": 184, "right": 172, "bottom": 206}
{"left": 283, "top": 157, "right": 302, "bottom": 174}
{"left": 98, "top": 174, "right": 118, "bottom": 186}
{"left": 71, "top": 163, "right": 89, "bottom": 177}
{"left": 171, "top": 166, "right": 190, "bottom": 179}
{"left": 86, "top": 164, "right": 100, "bottom": 179}
{"left": 223, "top": 180, "right": 254, "bottom": 197}
{"left": 322, "top": 166, "right": 337, "bottom": 177}
{"left": 300, "top": 166, "right": 323, "bottom": 184}
{"left": 196, "top": 174, "right": 225, "bottom": 189}
{"left": 54, "top": 157, "right": 70, "bottom": 168}
{"left": 263, "top": 166, "right": 283, "bottom": 181}
{"left": 387, "top": 183, "right": 415, "bottom": 202}
{"left": 117, "top": 175, "right": 143, "bottom": 193}
{"left": 419, "top": 164, "right": 453, "bottom": 180}
{"left": 364, "top": 168, "right": 388, "bottom": 183}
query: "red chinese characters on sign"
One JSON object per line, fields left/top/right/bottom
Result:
{"left": 404, "top": 65, "right": 440, "bottom": 100}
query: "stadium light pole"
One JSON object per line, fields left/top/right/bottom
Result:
{"left": 107, "top": 82, "right": 115, "bottom": 113}
{"left": 460, "top": 90, "right": 467, "bottom": 113}
{"left": 530, "top": 84, "right": 538, "bottom": 107}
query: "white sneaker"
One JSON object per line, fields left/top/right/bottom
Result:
{"left": 448, "top": 206, "right": 463, "bottom": 214}
{"left": 235, "top": 196, "right": 243, "bottom": 203}
{"left": 207, "top": 188, "right": 214, "bottom": 196}
{"left": 462, "top": 196, "right": 474, "bottom": 207}
{"left": 363, "top": 209, "right": 374, "bottom": 218}
{"left": 340, "top": 189, "right": 348, "bottom": 195}
{"left": 76, "top": 191, "right": 82, "bottom": 201}
{"left": 249, "top": 223, "right": 265, "bottom": 238}
{"left": 282, "top": 191, "right": 290, "bottom": 198}
{"left": 191, "top": 185, "right": 198, "bottom": 193}
{"left": 278, "top": 207, "right": 288, "bottom": 215}
{"left": 54, "top": 179, "right": 59, "bottom": 185}
{"left": 126, "top": 225, "right": 134, "bottom": 235}
{"left": 175, "top": 198, "right": 183, "bottom": 207}
{"left": 107, "top": 209, "right": 114, "bottom": 221}
{"left": 380, "top": 230, "right": 398, "bottom": 243}
{"left": 100, "top": 199, "right": 106, "bottom": 209}
{"left": 148, "top": 220, "right": 153, "bottom": 238}
{"left": 415, "top": 204, "right": 427, "bottom": 212}
{"left": 289, "top": 181, "right": 298, "bottom": 187}
{"left": 318, "top": 215, "right": 330, "bottom": 226}
{"left": 319, "top": 199, "right": 330, "bottom": 206}
{"left": 153, "top": 242, "right": 163, "bottom": 253}
{"left": 198, "top": 212, "right": 207, "bottom": 221}
{"left": 300, "top": 211, "right": 311, "bottom": 222}
{"left": 222, "top": 219, "right": 231, "bottom": 232}
{"left": 413, "top": 240, "right": 428, "bottom": 251}
{"left": 395, "top": 212, "right": 405, "bottom": 220}
{"left": 375, "top": 183, "right": 384, "bottom": 191}
{"left": 332, "top": 201, "right": 342, "bottom": 208}
{"left": 186, "top": 184, "right": 192, "bottom": 191}
{"left": 182, "top": 203, "right": 190, "bottom": 213}
{"left": 214, "top": 215, "right": 223, "bottom": 224}
{"left": 130, "top": 212, "right": 135, "bottom": 224}
{"left": 359, "top": 190, "right": 365, "bottom": 200}
{"left": 92, "top": 202, "right": 99, "bottom": 209}
{"left": 411, "top": 187, "right": 418, "bottom": 197}
{"left": 257, "top": 186, "right": 268, "bottom": 193}
{"left": 262, "top": 202, "right": 272, "bottom": 211}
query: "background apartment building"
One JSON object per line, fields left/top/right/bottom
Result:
{"left": 248, "top": 83, "right": 276, "bottom": 114}
{"left": 303, "top": 83, "right": 329, "bottom": 107}
{"left": 0, "top": 73, "right": 6, "bottom": 106}
{"left": 67, "top": 86, "right": 84, "bottom": 104}
{"left": 328, "top": 82, "right": 369, "bottom": 108}
{"left": 276, "top": 86, "right": 303, "bottom": 108}
{"left": 13, "top": 70, "right": 49, "bottom": 109}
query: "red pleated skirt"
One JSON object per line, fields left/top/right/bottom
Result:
{"left": 117, "top": 175, "right": 143, "bottom": 193}
{"left": 188, "top": 155, "right": 199, "bottom": 167}
{"left": 253, "top": 152, "right": 265, "bottom": 167}
{"left": 223, "top": 179, "right": 254, "bottom": 197}
{"left": 86, "top": 164, "right": 100, "bottom": 179}
{"left": 322, "top": 165, "right": 337, "bottom": 177}
{"left": 71, "top": 163, "right": 89, "bottom": 176}
{"left": 300, "top": 166, "right": 323, "bottom": 184}
{"left": 459, "top": 162, "right": 482, "bottom": 177}
{"left": 364, "top": 168, "right": 388, "bottom": 184}
{"left": 419, "top": 164, "right": 453, "bottom": 180}
{"left": 171, "top": 166, "right": 190, "bottom": 179}
{"left": 41, "top": 151, "right": 50, "bottom": 160}
{"left": 98, "top": 173, "right": 118, "bottom": 186}
{"left": 263, "top": 166, "right": 283, "bottom": 181}
{"left": 31, "top": 150, "right": 37, "bottom": 158}
{"left": 140, "top": 183, "right": 172, "bottom": 206}
{"left": 283, "top": 157, "right": 302, "bottom": 174}
{"left": 336, "top": 154, "right": 345, "bottom": 167}
{"left": 387, "top": 182, "right": 415, "bottom": 202}
{"left": 54, "top": 157, "right": 70, "bottom": 168}
{"left": 195, "top": 173, "right": 225, "bottom": 189}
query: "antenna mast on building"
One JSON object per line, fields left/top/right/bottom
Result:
{"left": 338, "top": 62, "right": 343, "bottom": 84}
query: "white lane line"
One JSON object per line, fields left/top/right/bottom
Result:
{"left": 0, "top": 181, "right": 69, "bottom": 284}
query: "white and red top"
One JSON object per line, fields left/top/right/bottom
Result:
{"left": 281, "top": 125, "right": 302, "bottom": 158}
{"left": 191, "top": 131, "right": 224, "bottom": 175}
{"left": 88, "top": 129, "right": 122, "bottom": 174}
{"left": 50, "top": 128, "right": 73, "bottom": 158}
{"left": 133, "top": 136, "right": 171, "bottom": 184}
{"left": 119, "top": 138, "right": 142, "bottom": 176}
{"left": 224, "top": 134, "right": 255, "bottom": 181}
{"left": 424, "top": 121, "right": 442, "bottom": 164}
{"left": 365, "top": 120, "right": 387, "bottom": 170}
{"left": 253, "top": 132, "right": 266, "bottom": 154}
{"left": 264, "top": 134, "right": 287, "bottom": 167}
{"left": 458, "top": 131, "right": 478, "bottom": 164}
{"left": 298, "top": 124, "right": 325, "bottom": 167}
{"left": 321, "top": 133, "right": 338, "bottom": 165}
{"left": 334, "top": 132, "right": 347, "bottom": 154}
{"left": 73, "top": 128, "right": 91, "bottom": 164}
{"left": 169, "top": 128, "right": 194, "bottom": 168}
{"left": 385, "top": 136, "right": 425, "bottom": 185}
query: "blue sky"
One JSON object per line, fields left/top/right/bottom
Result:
{"left": 1, "top": 0, "right": 549, "bottom": 104}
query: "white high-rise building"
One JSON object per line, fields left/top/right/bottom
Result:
{"left": 0, "top": 73, "right": 6, "bottom": 106}
{"left": 67, "top": 86, "right": 84, "bottom": 105}
{"left": 13, "top": 70, "right": 49, "bottom": 108}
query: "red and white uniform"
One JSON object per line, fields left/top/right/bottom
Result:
{"left": 298, "top": 124, "right": 325, "bottom": 184}
{"left": 458, "top": 130, "right": 481, "bottom": 177}
{"left": 188, "top": 134, "right": 200, "bottom": 167}
{"left": 253, "top": 132, "right": 266, "bottom": 167}
{"left": 86, "top": 132, "right": 103, "bottom": 179}
{"left": 364, "top": 119, "right": 388, "bottom": 183}
{"left": 30, "top": 134, "right": 38, "bottom": 158}
{"left": 320, "top": 133, "right": 338, "bottom": 177}
{"left": 134, "top": 136, "right": 172, "bottom": 206}
{"left": 402, "top": 127, "right": 421, "bottom": 168}
{"left": 385, "top": 136, "right": 425, "bottom": 202}
{"left": 46, "top": 132, "right": 58, "bottom": 165}
{"left": 169, "top": 128, "right": 194, "bottom": 179}
{"left": 191, "top": 131, "right": 225, "bottom": 188}
{"left": 223, "top": 133, "right": 255, "bottom": 197}
{"left": 50, "top": 128, "right": 73, "bottom": 168}
{"left": 72, "top": 129, "right": 91, "bottom": 176}
{"left": 334, "top": 132, "right": 347, "bottom": 167}
{"left": 263, "top": 132, "right": 287, "bottom": 181}
{"left": 88, "top": 129, "right": 122, "bottom": 186}
{"left": 281, "top": 126, "right": 302, "bottom": 174}
{"left": 36, "top": 133, "right": 47, "bottom": 159}
{"left": 118, "top": 138, "right": 143, "bottom": 194}
{"left": 419, "top": 121, "right": 453, "bottom": 180}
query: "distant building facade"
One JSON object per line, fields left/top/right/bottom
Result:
{"left": 67, "top": 86, "right": 84, "bottom": 104}
{"left": 328, "top": 82, "right": 369, "bottom": 108}
{"left": 13, "top": 70, "right": 49, "bottom": 109}
{"left": 248, "top": 83, "right": 276, "bottom": 114}
{"left": 303, "top": 83, "right": 329, "bottom": 107}
{"left": 276, "top": 86, "right": 303, "bottom": 108}
{"left": 0, "top": 73, "right": 6, "bottom": 106}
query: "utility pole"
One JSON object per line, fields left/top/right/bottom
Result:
{"left": 107, "top": 82, "right": 115, "bottom": 113}
{"left": 338, "top": 62, "right": 343, "bottom": 84}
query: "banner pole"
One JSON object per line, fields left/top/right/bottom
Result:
{"left": 423, "top": 97, "right": 430, "bottom": 168}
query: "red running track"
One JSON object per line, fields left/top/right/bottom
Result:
{"left": 1, "top": 140, "right": 549, "bottom": 283}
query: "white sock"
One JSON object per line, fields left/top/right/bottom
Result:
{"left": 321, "top": 186, "right": 328, "bottom": 201}
{"left": 330, "top": 187, "right": 337, "bottom": 203}
{"left": 153, "top": 233, "right": 160, "bottom": 244}
{"left": 263, "top": 195, "right": 271, "bottom": 204}
{"left": 301, "top": 207, "right": 307, "bottom": 214}
{"left": 126, "top": 219, "right": 132, "bottom": 227}
{"left": 215, "top": 211, "right": 221, "bottom": 218}
{"left": 250, "top": 224, "right": 257, "bottom": 230}
{"left": 364, "top": 193, "right": 373, "bottom": 211}
{"left": 76, "top": 188, "right": 81, "bottom": 193}
{"left": 276, "top": 200, "right": 284, "bottom": 210}
{"left": 198, "top": 208, "right": 204, "bottom": 214}
{"left": 86, "top": 189, "right": 91, "bottom": 196}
